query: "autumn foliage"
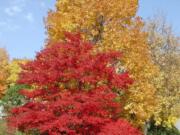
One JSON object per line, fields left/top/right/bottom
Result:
{"left": 145, "top": 16, "right": 180, "bottom": 127}
{"left": 8, "top": 33, "right": 141, "bottom": 135}
{"left": 46, "top": 0, "right": 160, "bottom": 126}
{"left": 0, "top": 48, "right": 27, "bottom": 98}
{"left": 0, "top": 48, "right": 9, "bottom": 98}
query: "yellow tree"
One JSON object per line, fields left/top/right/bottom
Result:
{"left": 46, "top": 0, "right": 160, "bottom": 127}
{"left": 6, "top": 59, "right": 28, "bottom": 86}
{"left": 145, "top": 15, "right": 180, "bottom": 127}
{"left": 0, "top": 48, "right": 28, "bottom": 98}
{"left": 0, "top": 48, "right": 9, "bottom": 98}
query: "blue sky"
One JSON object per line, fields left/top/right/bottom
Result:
{"left": 138, "top": 0, "right": 180, "bottom": 35}
{"left": 0, "top": 0, "right": 180, "bottom": 59}
{"left": 0, "top": 0, "right": 56, "bottom": 59}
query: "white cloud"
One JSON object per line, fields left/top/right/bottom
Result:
{"left": 11, "top": 0, "right": 27, "bottom": 7}
{"left": 0, "top": 20, "right": 20, "bottom": 31}
{"left": 7, "top": 24, "right": 20, "bottom": 31}
{"left": 40, "top": 1, "right": 46, "bottom": 8}
{"left": 25, "top": 13, "right": 34, "bottom": 23}
{"left": 4, "top": 6, "right": 22, "bottom": 16}
{"left": 0, "top": 22, "right": 6, "bottom": 27}
{"left": 4, "top": 0, "right": 27, "bottom": 16}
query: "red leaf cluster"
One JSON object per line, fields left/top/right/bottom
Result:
{"left": 9, "top": 90, "right": 142, "bottom": 135}
{"left": 8, "top": 33, "right": 141, "bottom": 135}
{"left": 18, "top": 32, "right": 132, "bottom": 96}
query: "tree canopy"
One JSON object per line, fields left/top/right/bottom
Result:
{"left": 8, "top": 33, "right": 141, "bottom": 135}
{"left": 46, "top": 0, "right": 160, "bottom": 126}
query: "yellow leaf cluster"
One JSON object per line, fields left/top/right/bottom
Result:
{"left": 6, "top": 59, "right": 28, "bottom": 86}
{"left": 109, "top": 18, "right": 160, "bottom": 126}
{"left": 46, "top": 0, "right": 160, "bottom": 127}
{"left": 46, "top": 0, "right": 138, "bottom": 43}
{"left": 0, "top": 48, "right": 28, "bottom": 98}
{"left": 0, "top": 48, "right": 9, "bottom": 98}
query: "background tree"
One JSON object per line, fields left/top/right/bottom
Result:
{"left": 0, "top": 59, "right": 29, "bottom": 113}
{"left": 45, "top": 0, "right": 160, "bottom": 127}
{"left": 6, "top": 59, "right": 28, "bottom": 86}
{"left": 0, "top": 49, "right": 28, "bottom": 98}
{"left": 144, "top": 15, "right": 180, "bottom": 127}
{"left": 8, "top": 33, "right": 142, "bottom": 135}
{"left": 0, "top": 84, "right": 29, "bottom": 112}
{"left": 0, "top": 48, "right": 9, "bottom": 98}
{"left": 0, "top": 53, "right": 29, "bottom": 135}
{"left": 147, "top": 120, "right": 180, "bottom": 135}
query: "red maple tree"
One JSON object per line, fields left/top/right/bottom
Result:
{"left": 8, "top": 33, "right": 142, "bottom": 135}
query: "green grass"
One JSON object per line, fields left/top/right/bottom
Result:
{"left": 0, "top": 119, "right": 25, "bottom": 135}
{"left": 0, "top": 119, "right": 9, "bottom": 135}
